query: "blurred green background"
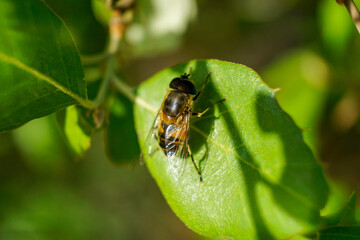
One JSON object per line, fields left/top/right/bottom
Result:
{"left": 1, "top": 0, "right": 360, "bottom": 239}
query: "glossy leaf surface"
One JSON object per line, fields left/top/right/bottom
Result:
{"left": 134, "top": 60, "right": 328, "bottom": 239}
{"left": 0, "top": 0, "right": 86, "bottom": 132}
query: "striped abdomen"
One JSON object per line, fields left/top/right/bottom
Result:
{"left": 158, "top": 121, "right": 187, "bottom": 157}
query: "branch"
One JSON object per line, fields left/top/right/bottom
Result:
{"left": 111, "top": 75, "right": 157, "bottom": 113}
{"left": 337, "top": 0, "right": 360, "bottom": 34}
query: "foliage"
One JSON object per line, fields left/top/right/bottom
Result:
{"left": 0, "top": 0, "right": 87, "bottom": 132}
{"left": 135, "top": 60, "right": 328, "bottom": 239}
{"left": 0, "top": 0, "right": 359, "bottom": 239}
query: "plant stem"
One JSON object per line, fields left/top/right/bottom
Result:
{"left": 91, "top": 55, "right": 115, "bottom": 107}
{"left": 86, "top": 2, "right": 147, "bottom": 111}
{"left": 111, "top": 75, "right": 157, "bottom": 113}
{"left": 88, "top": 8, "right": 124, "bottom": 108}
{"left": 81, "top": 53, "right": 107, "bottom": 66}
{"left": 339, "top": 0, "right": 360, "bottom": 33}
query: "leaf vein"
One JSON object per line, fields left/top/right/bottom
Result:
{"left": 0, "top": 52, "right": 94, "bottom": 109}
{"left": 191, "top": 125, "right": 319, "bottom": 210}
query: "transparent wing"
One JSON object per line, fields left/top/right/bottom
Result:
{"left": 167, "top": 112, "right": 191, "bottom": 181}
{"left": 140, "top": 111, "right": 160, "bottom": 166}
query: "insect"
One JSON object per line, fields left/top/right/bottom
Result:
{"left": 143, "top": 72, "right": 226, "bottom": 182}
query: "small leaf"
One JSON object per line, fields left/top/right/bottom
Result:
{"left": 0, "top": 0, "right": 86, "bottom": 132}
{"left": 134, "top": 60, "right": 329, "bottom": 239}
{"left": 318, "top": 0, "right": 355, "bottom": 62}
{"left": 317, "top": 225, "right": 360, "bottom": 240}
{"left": 105, "top": 94, "right": 140, "bottom": 163}
{"left": 56, "top": 106, "right": 93, "bottom": 157}
{"left": 91, "top": 0, "right": 113, "bottom": 26}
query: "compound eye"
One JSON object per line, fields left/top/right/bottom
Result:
{"left": 169, "top": 78, "right": 181, "bottom": 89}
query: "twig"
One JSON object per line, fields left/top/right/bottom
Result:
{"left": 91, "top": 55, "right": 116, "bottom": 107}
{"left": 88, "top": 4, "right": 127, "bottom": 108}
{"left": 337, "top": 0, "right": 360, "bottom": 33}
{"left": 81, "top": 53, "right": 107, "bottom": 66}
{"left": 88, "top": 0, "right": 138, "bottom": 110}
{"left": 111, "top": 75, "right": 157, "bottom": 113}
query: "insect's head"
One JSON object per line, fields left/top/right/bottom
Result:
{"left": 169, "top": 73, "right": 197, "bottom": 95}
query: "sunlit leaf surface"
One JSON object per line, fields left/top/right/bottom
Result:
{"left": 134, "top": 60, "right": 328, "bottom": 239}
{"left": 0, "top": 0, "right": 86, "bottom": 132}
{"left": 56, "top": 106, "right": 93, "bottom": 157}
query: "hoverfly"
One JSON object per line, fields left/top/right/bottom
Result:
{"left": 142, "top": 72, "right": 226, "bottom": 182}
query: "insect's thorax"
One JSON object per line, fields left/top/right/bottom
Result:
{"left": 161, "top": 90, "right": 192, "bottom": 122}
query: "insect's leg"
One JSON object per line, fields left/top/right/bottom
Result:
{"left": 193, "top": 71, "right": 213, "bottom": 101}
{"left": 187, "top": 145, "right": 203, "bottom": 182}
{"left": 149, "top": 147, "right": 159, "bottom": 157}
{"left": 192, "top": 98, "right": 226, "bottom": 117}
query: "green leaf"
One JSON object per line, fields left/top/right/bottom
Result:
{"left": 134, "top": 60, "right": 328, "bottom": 239}
{"left": 288, "top": 236, "right": 313, "bottom": 240}
{"left": 337, "top": 192, "right": 357, "bottom": 225}
{"left": 321, "top": 180, "right": 351, "bottom": 217}
{"left": 318, "top": 0, "right": 355, "bottom": 62}
{"left": 56, "top": 106, "right": 93, "bottom": 157}
{"left": 322, "top": 192, "right": 357, "bottom": 226}
{"left": 317, "top": 225, "right": 360, "bottom": 240}
{"left": 105, "top": 94, "right": 140, "bottom": 163}
{"left": 91, "top": 0, "right": 113, "bottom": 26}
{"left": 0, "top": 0, "right": 87, "bottom": 132}
{"left": 262, "top": 50, "right": 329, "bottom": 154}
{"left": 47, "top": 0, "right": 107, "bottom": 54}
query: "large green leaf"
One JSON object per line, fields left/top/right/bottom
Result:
{"left": 0, "top": 0, "right": 86, "bottom": 132}
{"left": 134, "top": 60, "right": 328, "bottom": 239}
